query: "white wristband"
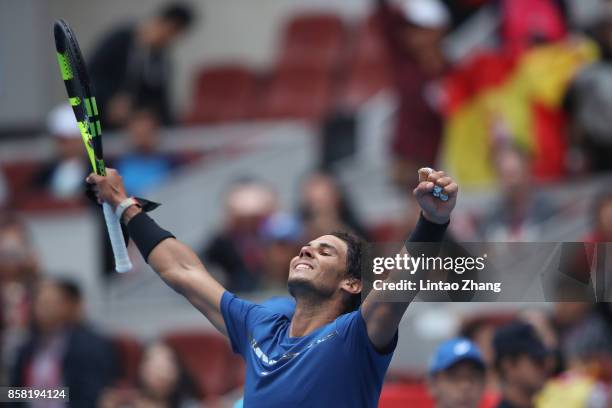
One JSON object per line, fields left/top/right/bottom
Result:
{"left": 115, "top": 197, "right": 139, "bottom": 222}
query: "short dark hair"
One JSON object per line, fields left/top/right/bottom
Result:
{"left": 493, "top": 321, "right": 547, "bottom": 376}
{"left": 330, "top": 231, "right": 363, "bottom": 312}
{"left": 54, "top": 277, "right": 82, "bottom": 303}
{"left": 158, "top": 3, "right": 194, "bottom": 30}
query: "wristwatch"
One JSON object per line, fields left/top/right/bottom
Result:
{"left": 115, "top": 197, "right": 141, "bottom": 221}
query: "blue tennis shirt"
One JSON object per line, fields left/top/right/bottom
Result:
{"left": 221, "top": 291, "right": 397, "bottom": 407}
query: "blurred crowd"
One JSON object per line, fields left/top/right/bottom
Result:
{"left": 2, "top": 0, "right": 612, "bottom": 406}
{"left": 2, "top": 214, "right": 612, "bottom": 406}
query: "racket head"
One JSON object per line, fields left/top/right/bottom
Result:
{"left": 54, "top": 19, "right": 105, "bottom": 176}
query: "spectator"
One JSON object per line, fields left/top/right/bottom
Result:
{"left": 460, "top": 313, "right": 516, "bottom": 389}
{"left": 10, "top": 278, "right": 116, "bottom": 407}
{"left": 0, "top": 214, "right": 39, "bottom": 384}
{"left": 535, "top": 306, "right": 612, "bottom": 407}
{"left": 88, "top": 3, "right": 194, "bottom": 127}
{"left": 428, "top": 337, "right": 487, "bottom": 408}
{"left": 477, "top": 145, "right": 556, "bottom": 241}
{"left": 584, "top": 190, "right": 612, "bottom": 243}
{"left": 493, "top": 321, "right": 551, "bottom": 408}
{"left": 33, "top": 104, "right": 88, "bottom": 200}
{"left": 0, "top": 168, "right": 8, "bottom": 209}
{"left": 564, "top": 4, "right": 612, "bottom": 173}
{"left": 298, "top": 172, "right": 367, "bottom": 240}
{"left": 259, "top": 213, "right": 303, "bottom": 288}
{"left": 99, "top": 341, "right": 200, "bottom": 408}
{"left": 0, "top": 214, "right": 39, "bottom": 287}
{"left": 115, "top": 107, "right": 179, "bottom": 196}
{"left": 376, "top": 0, "right": 450, "bottom": 188}
{"left": 202, "top": 179, "right": 278, "bottom": 292}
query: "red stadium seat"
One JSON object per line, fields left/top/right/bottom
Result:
{"left": 163, "top": 330, "right": 244, "bottom": 398}
{"left": 184, "top": 65, "right": 257, "bottom": 125}
{"left": 379, "top": 383, "right": 435, "bottom": 408}
{"left": 110, "top": 335, "right": 143, "bottom": 387}
{"left": 1, "top": 161, "right": 86, "bottom": 212}
{"left": 277, "top": 13, "right": 346, "bottom": 72}
{"left": 380, "top": 383, "right": 500, "bottom": 408}
{"left": 257, "top": 66, "right": 333, "bottom": 121}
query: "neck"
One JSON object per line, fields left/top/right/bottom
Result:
{"left": 501, "top": 382, "right": 534, "bottom": 408}
{"left": 289, "top": 296, "right": 343, "bottom": 338}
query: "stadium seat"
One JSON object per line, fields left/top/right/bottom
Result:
{"left": 379, "top": 383, "right": 435, "bottom": 407}
{"left": 1, "top": 161, "right": 85, "bottom": 212}
{"left": 163, "top": 330, "right": 244, "bottom": 398}
{"left": 184, "top": 65, "right": 257, "bottom": 124}
{"left": 257, "top": 66, "right": 333, "bottom": 120}
{"left": 277, "top": 13, "right": 346, "bottom": 73}
{"left": 379, "top": 383, "right": 500, "bottom": 408}
{"left": 110, "top": 335, "right": 143, "bottom": 386}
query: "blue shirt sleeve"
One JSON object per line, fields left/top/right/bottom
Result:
{"left": 336, "top": 310, "right": 398, "bottom": 363}
{"left": 220, "top": 291, "right": 272, "bottom": 356}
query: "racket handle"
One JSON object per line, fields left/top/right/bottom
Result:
{"left": 102, "top": 202, "right": 132, "bottom": 273}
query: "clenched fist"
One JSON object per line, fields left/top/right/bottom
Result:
{"left": 413, "top": 168, "right": 458, "bottom": 224}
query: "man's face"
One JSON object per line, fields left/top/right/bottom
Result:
{"left": 429, "top": 361, "right": 485, "bottom": 408}
{"left": 0, "top": 226, "right": 33, "bottom": 283}
{"left": 150, "top": 20, "right": 184, "bottom": 48}
{"left": 495, "top": 149, "right": 530, "bottom": 198}
{"left": 287, "top": 235, "right": 351, "bottom": 300}
{"left": 401, "top": 24, "right": 445, "bottom": 54}
{"left": 56, "top": 137, "right": 83, "bottom": 160}
{"left": 33, "top": 282, "right": 73, "bottom": 333}
{"left": 128, "top": 112, "right": 159, "bottom": 154}
{"left": 597, "top": 199, "right": 612, "bottom": 240}
{"left": 503, "top": 354, "right": 548, "bottom": 396}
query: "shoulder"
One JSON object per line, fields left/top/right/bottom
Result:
{"left": 102, "top": 24, "right": 135, "bottom": 42}
{"left": 67, "top": 324, "right": 112, "bottom": 349}
{"left": 91, "top": 24, "right": 136, "bottom": 56}
{"left": 221, "top": 292, "right": 274, "bottom": 323}
{"left": 334, "top": 310, "right": 364, "bottom": 334}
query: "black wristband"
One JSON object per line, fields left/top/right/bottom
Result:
{"left": 407, "top": 213, "right": 449, "bottom": 243}
{"left": 126, "top": 212, "right": 175, "bottom": 261}
{"left": 404, "top": 213, "right": 449, "bottom": 263}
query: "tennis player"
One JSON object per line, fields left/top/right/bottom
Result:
{"left": 87, "top": 167, "right": 458, "bottom": 407}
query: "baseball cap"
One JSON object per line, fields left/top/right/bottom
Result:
{"left": 429, "top": 337, "right": 485, "bottom": 375}
{"left": 401, "top": 0, "right": 451, "bottom": 29}
{"left": 493, "top": 321, "right": 548, "bottom": 362}
{"left": 47, "top": 103, "right": 80, "bottom": 139}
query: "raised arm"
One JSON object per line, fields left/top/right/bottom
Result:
{"left": 360, "top": 168, "right": 458, "bottom": 350}
{"left": 87, "top": 169, "right": 228, "bottom": 335}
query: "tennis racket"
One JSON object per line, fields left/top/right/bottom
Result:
{"left": 54, "top": 19, "right": 132, "bottom": 273}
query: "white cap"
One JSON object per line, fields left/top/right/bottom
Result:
{"left": 401, "top": 0, "right": 451, "bottom": 29}
{"left": 47, "top": 103, "right": 80, "bottom": 139}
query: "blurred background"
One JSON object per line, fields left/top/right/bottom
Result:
{"left": 1, "top": 0, "right": 612, "bottom": 406}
